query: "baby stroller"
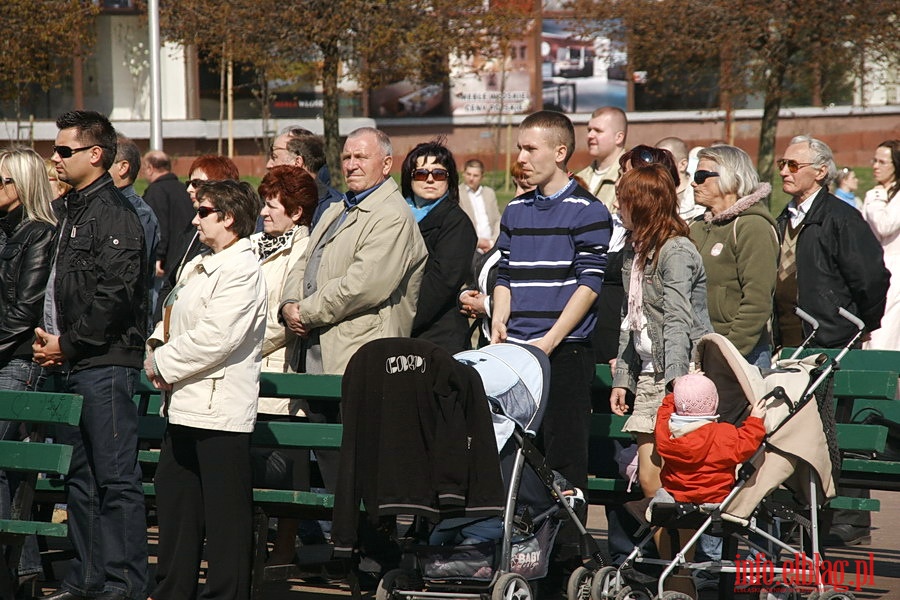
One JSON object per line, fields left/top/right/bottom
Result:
{"left": 367, "top": 342, "right": 606, "bottom": 600}
{"left": 590, "top": 308, "right": 863, "bottom": 600}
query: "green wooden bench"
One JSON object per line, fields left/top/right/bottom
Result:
{"left": 0, "top": 390, "right": 82, "bottom": 600}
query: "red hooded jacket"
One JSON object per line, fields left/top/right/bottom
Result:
{"left": 655, "top": 393, "right": 766, "bottom": 503}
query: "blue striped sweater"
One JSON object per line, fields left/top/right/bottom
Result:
{"left": 496, "top": 179, "right": 612, "bottom": 343}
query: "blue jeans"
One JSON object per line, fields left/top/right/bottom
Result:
{"left": 0, "top": 358, "right": 46, "bottom": 577}
{"left": 51, "top": 366, "right": 148, "bottom": 599}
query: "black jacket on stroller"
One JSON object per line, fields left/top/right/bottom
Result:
{"left": 332, "top": 338, "right": 506, "bottom": 557}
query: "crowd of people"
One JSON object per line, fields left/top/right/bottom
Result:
{"left": 0, "top": 106, "right": 897, "bottom": 600}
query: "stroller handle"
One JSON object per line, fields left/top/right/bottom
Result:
{"left": 838, "top": 307, "right": 865, "bottom": 331}
{"left": 794, "top": 307, "right": 819, "bottom": 331}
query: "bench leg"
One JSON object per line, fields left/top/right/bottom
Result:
{"left": 250, "top": 507, "right": 269, "bottom": 600}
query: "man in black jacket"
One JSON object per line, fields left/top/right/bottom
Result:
{"left": 33, "top": 111, "right": 149, "bottom": 600}
{"left": 142, "top": 149, "right": 193, "bottom": 313}
{"left": 773, "top": 134, "right": 891, "bottom": 548}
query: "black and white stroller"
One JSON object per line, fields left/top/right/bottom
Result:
{"left": 588, "top": 308, "right": 863, "bottom": 600}
{"left": 360, "top": 341, "right": 606, "bottom": 600}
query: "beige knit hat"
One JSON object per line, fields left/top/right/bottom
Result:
{"left": 673, "top": 373, "right": 719, "bottom": 417}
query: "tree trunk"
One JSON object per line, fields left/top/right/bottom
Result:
{"left": 321, "top": 42, "right": 344, "bottom": 191}
{"left": 757, "top": 58, "right": 789, "bottom": 205}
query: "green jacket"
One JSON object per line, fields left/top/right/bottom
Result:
{"left": 689, "top": 184, "right": 778, "bottom": 357}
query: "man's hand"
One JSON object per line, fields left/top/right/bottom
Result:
{"left": 477, "top": 238, "right": 493, "bottom": 254}
{"left": 32, "top": 327, "right": 65, "bottom": 367}
{"left": 528, "top": 336, "right": 556, "bottom": 357}
{"left": 281, "top": 302, "right": 309, "bottom": 336}
{"left": 609, "top": 387, "right": 630, "bottom": 416}
{"left": 490, "top": 321, "right": 507, "bottom": 345}
{"left": 155, "top": 260, "right": 165, "bottom": 278}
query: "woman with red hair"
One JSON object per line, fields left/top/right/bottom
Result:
{"left": 609, "top": 163, "right": 712, "bottom": 498}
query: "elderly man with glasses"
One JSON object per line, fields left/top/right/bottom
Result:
{"left": 773, "top": 135, "right": 891, "bottom": 549}
{"left": 265, "top": 126, "right": 341, "bottom": 230}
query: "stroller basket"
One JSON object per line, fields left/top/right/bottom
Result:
{"left": 419, "top": 516, "right": 560, "bottom": 581}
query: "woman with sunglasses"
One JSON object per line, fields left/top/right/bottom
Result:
{"left": 862, "top": 140, "right": 900, "bottom": 350}
{"left": 0, "top": 147, "right": 58, "bottom": 588}
{"left": 610, "top": 163, "right": 712, "bottom": 500}
{"left": 689, "top": 145, "right": 779, "bottom": 369}
{"left": 400, "top": 140, "right": 477, "bottom": 353}
{"left": 153, "top": 154, "right": 240, "bottom": 324}
{"left": 144, "top": 180, "right": 266, "bottom": 600}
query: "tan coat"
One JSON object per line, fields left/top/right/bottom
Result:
{"left": 251, "top": 226, "right": 310, "bottom": 415}
{"left": 281, "top": 178, "right": 428, "bottom": 374}
{"left": 574, "top": 148, "right": 624, "bottom": 212}
{"left": 458, "top": 184, "right": 501, "bottom": 244}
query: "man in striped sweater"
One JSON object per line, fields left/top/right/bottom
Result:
{"left": 491, "top": 110, "right": 612, "bottom": 574}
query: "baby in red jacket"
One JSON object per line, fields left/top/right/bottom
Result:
{"left": 656, "top": 372, "right": 767, "bottom": 505}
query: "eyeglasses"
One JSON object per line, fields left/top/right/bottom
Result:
{"left": 53, "top": 145, "right": 97, "bottom": 158}
{"left": 776, "top": 159, "right": 814, "bottom": 173}
{"left": 1, "top": 177, "right": 13, "bottom": 185}
{"left": 185, "top": 179, "right": 205, "bottom": 189}
{"left": 412, "top": 168, "right": 449, "bottom": 182}
{"left": 693, "top": 170, "right": 720, "bottom": 185}
{"left": 196, "top": 205, "right": 223, "bottom": 219}
{"left": 269, "top": 146, "right": 291, "bottom": 160}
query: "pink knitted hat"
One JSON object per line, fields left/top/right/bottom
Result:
{"left": 673, "top": 373, "right": 719, "bottom": 417}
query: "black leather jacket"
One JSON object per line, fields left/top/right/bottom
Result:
{"left": 774, "top": 189, "right": 891, "bottom": 348}
{"left": 0, "top": 206, "right": 56, "bottom": 364}
{"left": 47, "top": 173, "right": 148, "bottom": 371}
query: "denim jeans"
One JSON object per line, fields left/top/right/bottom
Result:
{"left": 51, "top": 366, "right": 148, "bottom": 599}
{"left": 0, "top": 358, "right": 46, "bottom": 577}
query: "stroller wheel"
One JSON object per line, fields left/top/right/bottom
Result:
{"left": 591, "top": 566, "right": 622, "bottom": 600}
{"left": 613, "top": 585, "right": 652, "bottom": 600}
{"left": 492, "top": 572, "right": 532, "bottom": 600}
{"left": 757, "top": 579, "right": 803, "bottom": 600}
{"left": 566, "top": 566, "right": 593, "bottom": 600}
{"left": 815, "top": 592, "right": 856, "bottom": 600}
{"left": 376, "top": 568, "right": 414, "bottom": 600}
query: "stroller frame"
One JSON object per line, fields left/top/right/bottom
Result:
{"left": 592, "top": 307, "right": 865, "bottom": 600}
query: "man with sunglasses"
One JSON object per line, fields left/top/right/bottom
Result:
{"left": 33, "top": 111, "right": 149, "bottom": 600}
{"left": 773, "top": 135, "right": 890, "bottom": 548}
{"left": 266, "top": 125, "right": 341, "bottom": 230}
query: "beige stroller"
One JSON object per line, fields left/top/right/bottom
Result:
{"left": 587, "top": 308, "right": 863, "bottom": 600}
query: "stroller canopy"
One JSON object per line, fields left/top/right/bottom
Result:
{"left": 455, "top": 343, "right": 551, "bottom": 450}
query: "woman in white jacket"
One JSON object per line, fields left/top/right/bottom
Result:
{"left": 144, "top": 180, "right": 266, "bottom": 600}
{"left": 862, "top": 140, "right": 900, "bottom": 350}
{"left": 250, "top": 165, "right": 318, "bottom": 564}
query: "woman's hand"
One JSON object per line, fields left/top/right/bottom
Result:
{"left": 144, "top": 350, "right": 173, "bottom": 391}
{"left": 610, "top": 387, "right": 630, "bottom": 416}
{"left": 458, "top": 289, "right": 487, "bottom": 319}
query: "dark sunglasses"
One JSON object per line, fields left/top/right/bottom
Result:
{"left": 196, "top": 205, "right": 223, "bottom": 219}
{"left": 776, "top": 159, "right": 814, "bottom": 174}
{"left": 53, "top": 145, "right": 97, "bottom": 158}
{"left": 412, "top": 168, "right": 449, "bottom": 182}
{"left": 693, "top": 170, "right": 720, "bottom": 185}
{"left": 185, "top": 179, "right": 205, "bottom": 189}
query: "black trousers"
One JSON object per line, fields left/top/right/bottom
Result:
{"left": 152, "top": 424, "right": 253, "bottom": 600}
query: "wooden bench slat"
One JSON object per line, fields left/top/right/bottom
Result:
{"left": 0, "top": 391, "right": 83, "bottom": 425}
{"left": 0, "top": 441, "right": 72, "bottom": 474}
{"left": 783, "top": 348, "right": 900, "bottom": 374}
{"left": 841, "top": 458, "right": 900, "bottom": 475}
{"left": 0, "top": 519, "right": 68, "bottom": 538}
{"left": 827, "top": 496, "right": 881, "bottom": 511}
{"left": 836, "top": 424, "right": 888, "bottom": 452}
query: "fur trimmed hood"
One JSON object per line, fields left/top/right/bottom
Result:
{"left": 704, "top": 182, "right": 772, "bottom": 224}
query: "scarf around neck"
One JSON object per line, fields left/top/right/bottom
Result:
{"left": 254, "top": 224, "right": 299, "bottom": 261}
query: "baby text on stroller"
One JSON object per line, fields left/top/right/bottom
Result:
{"left": 735, "top": 552, "right": 875, "bottom": 592}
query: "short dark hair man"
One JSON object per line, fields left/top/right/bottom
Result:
{"left": 492, "top": 110, "right": 612, "bottom": 580}
{"left": 34, "top": 110, "right": 149, "bottom": 600}
{"left": 266, "top": 126, "right": 341, "bottom": 229}
{"left": 142, "top": 150, "right": 194, "bottom": 286}
{"left": 111, "top": 135, "right": 159, "bottom": 288}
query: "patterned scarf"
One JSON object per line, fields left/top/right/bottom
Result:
{"left": 254, "top": 225, "right": 299, "bottom": 261}
{"left": 626, "top": 243, "right": 646, "bottom": 332}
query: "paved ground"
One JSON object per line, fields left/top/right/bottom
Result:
{"left": 35, "top": 490, "right": 900, "bottom": 599}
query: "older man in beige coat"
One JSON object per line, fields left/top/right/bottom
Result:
{"left": 279, "top": 127, "right": 427, "bottom": 376}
